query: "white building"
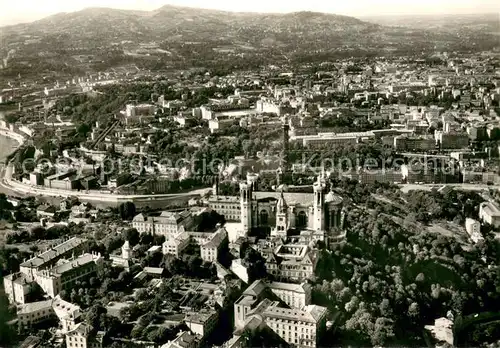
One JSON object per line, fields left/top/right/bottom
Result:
{"left": 200, "top": 228, "right": 228, "bottom": 262}
{"left": 5, "top": 238, "right": 88, "bottom": 305}
{"left": 263, "top": 303, "right": 328, "bottom": 348}
{"left": 52, "top": 296, "right": 81, "bottom": 332}
{"left": 465, "top": 218, "right": 484, "bottom": 244}
{"left": 230, "top": 259, "right": 249, "bottom": 284}
{"left": 66, "top": 323, "right": 105, "bottom": 348}
{"left": 479, "top": 201, "right": 500, "bottom": 228}
{"left": 35, "top": 253, "right": 102, "bottom": 298}
{"left": 184, "top": 310, "right": 219, "bottom": 340}
{"left": 234, "top": 280, "right": 327, "bottom": 348}
{"left": 3, "top": 273, "right": 34, "bottom": 304}
{"left": 132, "top": 211, "right": 193, "bottom": 237}
{"left": 161, "top": 331, "right": 200, "bottom": 348}
{"left": 17, "top": 300, "right": 54, "bottom": 329}
{"left": 17, "top": 296, "right": 80, "bottom": 332}
{"left": 268, "top": 281, "right": 311, "bottom": 309}
{"left": 163, "top": 231, "right": 190, "bottom": 257}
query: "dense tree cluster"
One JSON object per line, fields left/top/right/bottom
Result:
{"left": 313, "top": 201, "right": 500, "bottom": 346}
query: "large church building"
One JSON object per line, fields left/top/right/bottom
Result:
{"left": 237, "top": 172, "right": 343, "bottom": 244}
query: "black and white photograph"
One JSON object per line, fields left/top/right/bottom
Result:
{"left": 0, "top": 0, "right": 499, "bottom": 347}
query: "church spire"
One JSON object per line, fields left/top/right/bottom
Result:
{"left": 277, "top": 190, "right": 288, "bottom": 213}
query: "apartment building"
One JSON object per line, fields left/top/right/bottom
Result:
{"left": 132, "top": 210, "right": 193, "bottom": 236}
{"left": 208, "top": 196, "right": 241, "bottom": 222}
{"left": 163, "top": 231, "right": 191, "bottom": 257}
{"left": 17, "top": 300, "right": 55, "bottom": 329}
{"left": 66, "top": 323, "right": 105, "bottom": 348}
{"left": 436, "top": 131, "right": 469, "bottom": 149}
{"left": 268, "top": 281, "right": 311, "bottom": 309}
{"left": 184, "top": 310, "right": 219, "bottom": 340}
{"left": 17, "top": 296, "right": 80, "bottom": 332}
{"left": 393, "top": 135, "right": 435, "bottom": 152}
{"left": 200, "top": 228, "right": 228, "bottom": 262}
{"left": 3, "top": 272, "right": 35, "bottom": 304}
{"left": 19, "top": 237, "right": 88, "bottom": 275}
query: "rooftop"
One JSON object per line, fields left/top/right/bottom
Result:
{"left": 162, "top": 331, "right": 201, "bottom": 348}
{"left": 5, "top": 272, "right": 33, "bottom": 285}
{"left": 243, "top": 280, "right": 268, "bottom": 297}
{"left": 52, "top": 296, "right": 80, "bottom": 319}
{"left": 17, "top": 300, "right": 53, "bottom": 315}
{"left": 50, "top": 253, "right": 99, "bottom": 276}
{"left": 263, "top": 303, "right": 327, "bottom": 323}
{"left": 481, "top": 201, "right": 500, "bottom": 217}
{"left": 208, "top": 195, "right": 239, "bottom": 203}
{"left": 203, "top": 228, "right": 228, "bottom": 249}
{"left": 21, "top": 237, "right": 87, "bottom": 269}
{"left": 269, "top": 281, "right": 310, "bottom": 294}
{"left": 184, "top": 310, "right": 216, "bottom": 325}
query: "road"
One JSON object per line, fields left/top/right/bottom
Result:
{"left": 0, "top": 163, "right": 212, "bottom": 207}
{"left": 400, "top": 183, "right": 499, "bottom": 193}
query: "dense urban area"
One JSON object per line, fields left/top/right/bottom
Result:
{"left": 0, "top": 4, "right": 499, "bottom": 348}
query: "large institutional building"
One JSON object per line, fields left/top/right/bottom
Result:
{"left": 233, "top": 279, "right": 327, "bottom": 348}
{"left": 132, "top": 210, "right": 194, "bottom": 236}
{"left": 4, "top": 237, "right": 102, "bottom": 305}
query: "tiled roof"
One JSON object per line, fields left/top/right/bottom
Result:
{"left": 269, "top": 281, "right": 310, "bottom": 294}
{"left": 50, "top": 253, "right": 99, "bottom": 276}
{"left": 263, "top": 303, "right": 327, "bottom": 323}
{"left": 17, "top": 300, "right": 52, "bottom": 315}
{"left": 243, "top": 280, "right": 267, "bottom": 297}
{"left": 203, "top": 228, "right": 227, "bottom": 249}
{"left": 21, "top": 237, "right": 87, "bottom": 269}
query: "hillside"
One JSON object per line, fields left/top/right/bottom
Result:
{"left": 0, "top": 5, "right": 497, "bottom": 77}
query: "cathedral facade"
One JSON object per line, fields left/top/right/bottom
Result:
{"left": 239, "top": 173, "right": 343, "bottom": 242}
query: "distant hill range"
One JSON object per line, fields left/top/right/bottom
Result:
{"left": 0, "top": 6, "right": 498, "bottom": 76}
{"left": 362, "top": 13, "right": 499, "bottom": 38}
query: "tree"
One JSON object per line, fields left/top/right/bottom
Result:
{"left": 85, "top": 304, "right": 107, "bottom": 330}
{"left": 408, "top": 302, "right": 420, "bottom": 318}
{"left": 371, "top": 317, "right": 395, "bottom": 346}
{"left": 119, "top": 201, "right": 136, "bottom": 220}
{"left": 379, "top": 298, "right": 392, "bottom": 317}
{"left": 123, "top": 228, "right": 140, "bottom": 246}
{"left": 345, "top": 296, "right": 360, "bottom": 313}
{"left": 135, "top": 289, "right": 149, "bottom": 301}
{"left": 4, "top": 113, "right": 20, "bottom": 124}
{"left": 131, "top": 324, "right": 145, "bottom": 339}
{"left": 0, "top": 290, "right": 16, "bottom": 346}
{"left": 77, "top": 123, "right": 91, "bottom": 136}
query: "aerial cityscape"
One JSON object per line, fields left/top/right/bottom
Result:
{"left": 0, "top": 1, "right": 499, "bottom": 347}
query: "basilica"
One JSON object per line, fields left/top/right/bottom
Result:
{"left": 238, "top": 172, "right": 344, "bottom": 245}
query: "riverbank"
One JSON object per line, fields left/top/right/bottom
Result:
{"left": 0, "top": 128, "right": 24, "bottom": 147}
{"left": 0, "top": 129, "right": 209, "bottom": 208}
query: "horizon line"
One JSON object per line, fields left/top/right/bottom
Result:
{"left": 1, "top": 3, "right": 498, "bottom": 27}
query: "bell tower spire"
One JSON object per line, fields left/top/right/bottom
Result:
{"left": 272, "top": 190, "right": 288, "bottom": 239}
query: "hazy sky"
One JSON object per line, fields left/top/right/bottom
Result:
{"left": 0, "top": 0, "right": 498, "bottom": 26}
